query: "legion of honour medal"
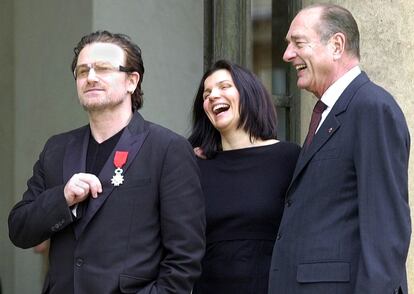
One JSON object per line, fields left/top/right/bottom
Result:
{"left": 111, "top": 151, "right": 128, "bottom": 186}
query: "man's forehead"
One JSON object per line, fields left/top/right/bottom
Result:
{"left": 287, "top": 9, "right": 321, "bottom": 39}
{"left": 78, "top": 42, "right": 125, "bottom": 63}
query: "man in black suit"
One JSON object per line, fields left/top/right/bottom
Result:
{"left": 9, "top": 31, "right": 205, "bottom": 294}
{"left": 269, "top": 4, "right": 411, "bottom": 294}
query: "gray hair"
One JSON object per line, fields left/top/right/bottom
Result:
{"left": 304, "top": 4, "right": 360, "bottom": 59}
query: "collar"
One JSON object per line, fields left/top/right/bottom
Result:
{"left": 320, "top": 66, "right": 361, "bottom": 108}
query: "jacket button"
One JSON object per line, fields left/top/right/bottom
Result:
{"left": 286, "top": 200, "right": 292, "bottom": 207}
{"left": 75, "top": 258, "right": 84, "bottom": 267}
{"left": 276, "top": 233, "right": 282, "bottom": 240}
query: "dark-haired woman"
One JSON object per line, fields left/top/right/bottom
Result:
{"left": 189, "top": 60, "right": 300, "bottom": 294}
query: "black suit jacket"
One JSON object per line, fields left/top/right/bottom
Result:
{"left": 268, "top": 72, "right": 411, "bottom": 294}
{"left": 9, "top": 112, "right": 206, "bottom": 294}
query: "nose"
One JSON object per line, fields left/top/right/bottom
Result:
{"left": 208, "top": 87, "right": 220, "bottom": 100}
{"left": 283, "top": 43, "right": 296, "bottom": 63}
{"left": 87, "top": 67, "right": 98, "bottom": 82}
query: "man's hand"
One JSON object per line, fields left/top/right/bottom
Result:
{"left": 193, "top": 147, "right": 206, "bottom": 159}
{"left": 64, "top": 173, "right": 102, "bottom": 207}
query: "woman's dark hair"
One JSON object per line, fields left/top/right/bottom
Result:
{"left": 71, "top": 30, "right": 145, "bottom": 111}
{"left": 188, "top": 59, "right": 277, "bottom": 159}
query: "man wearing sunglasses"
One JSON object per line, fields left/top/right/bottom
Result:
{"left": 8, "top": 30, "right": 205, "bottom": 294}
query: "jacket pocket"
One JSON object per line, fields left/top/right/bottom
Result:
{"left": 119, "top": 274, "right": 153, "bottom": 293}
{"left": 116, "top": 177, "right": 151, "bottom": 191}
{"left": 297, "top": 261, "right": 350, "bottom": 283}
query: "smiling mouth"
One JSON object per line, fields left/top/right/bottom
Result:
{"left": 212, "top": 103, "right": 230, "bottom": 115}
{"left": 295, "top": 64, "right": 307, "bottom": 71}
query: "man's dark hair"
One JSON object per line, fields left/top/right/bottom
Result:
{"left": 71, "top": 30, "right": 145, "bottom": 111}
{"left": 188, "top": 59, "right": 277, "bottom": 159}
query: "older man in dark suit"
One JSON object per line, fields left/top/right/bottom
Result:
{"left": 9, "top": 31, "right": 205, "bottom": 294}
{"left": 269, "top": 4, "right": 411, "bottom": 294}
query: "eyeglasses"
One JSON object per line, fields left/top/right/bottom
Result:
{"left": 73, "top": 62, "right": 132, "bottom": 79}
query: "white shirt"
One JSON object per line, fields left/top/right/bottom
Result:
{"left": 317, "top": 66, "right": 361, "bottom": 132}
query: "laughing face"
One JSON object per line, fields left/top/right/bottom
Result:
{"left": 283, "top": 7, "right": 336, "bottom": 98}
{"left": 202, "top": 69, "right": 241, "bottom": 134}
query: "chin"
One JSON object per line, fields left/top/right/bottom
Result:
{"left": 82, "top": 102, "right": 108, "bottom": 112}
{"left": 296, "top": 82, "right": 308, "bottom": 91}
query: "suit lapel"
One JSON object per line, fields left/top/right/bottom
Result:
{"left": 74, "top": 113, "right": 149, "bottom": 239}
{"left": 63, "top": 127, "right": 90, "bottom": 184}
{"left": 292, "top": 115, "right": 340, "bottom": 181}
{"left": 287, "top": 72, "right": 370, "bottom": 194}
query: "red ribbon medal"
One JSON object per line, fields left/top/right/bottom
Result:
{"left": 111, "top": 151, "right": 128, "bottom": 186}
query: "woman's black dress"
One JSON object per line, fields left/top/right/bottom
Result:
{"left": 193, "top": 142, "right": 300, "bottom": 294}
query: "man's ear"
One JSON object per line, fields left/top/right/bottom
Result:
{"left": 330, "top": 32, "right": 346, "bottom": 60}
{"left": 128, "top": 72, "right": 140, "bottom": 93}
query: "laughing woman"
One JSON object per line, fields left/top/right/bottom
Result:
{"left": 189, "top": 60, "right": 300, "bottom": 294}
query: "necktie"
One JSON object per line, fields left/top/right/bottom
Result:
{"left": 304, "top": 100, "right": 327, "bottom": 148}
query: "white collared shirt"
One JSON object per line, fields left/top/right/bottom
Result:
{"left": 316, "top": 66, "right": 361, "bottom": 132}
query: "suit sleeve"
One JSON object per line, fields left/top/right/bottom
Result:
{"left": 353, "top": 93, "right": 411, "bottom": 293}
{"left": 138, "top": 136, "right": 205, "bottom": 294}
{"left": 8, "top": 138, "right": 74, "bottom": 249}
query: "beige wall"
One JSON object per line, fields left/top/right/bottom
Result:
{"left": 0, "top": 0, "right": 15, "bottom": 292}
{"left": 92, "top": 0, "right": 204, "bottom": 136}
{"left": 301, "top": 0, "right": 414, "bottom": 291}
